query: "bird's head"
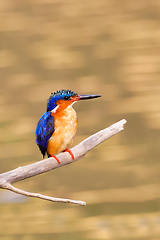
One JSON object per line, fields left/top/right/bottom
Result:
{"left": 47, "top": 89, "right": 101, "bottom": 113}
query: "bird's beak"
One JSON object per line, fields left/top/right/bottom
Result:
{"left": 71, "top": 94, "right": 101, "bottom": 102}
{"left": 78, "top": 94, "right": 101, "bottom": 100}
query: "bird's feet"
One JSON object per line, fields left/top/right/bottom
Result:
{"left": 63, "top": 148, "right": 74, "bottom": 159}
{"left": 49, "top": 149, "right": 74, "bottom": 164}
{"left": 49, "top": 154, "right": 61, "bottom": 164}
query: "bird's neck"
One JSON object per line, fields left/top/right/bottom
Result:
{"left": 51, "top": 103, "right": 75, "bottom": 118}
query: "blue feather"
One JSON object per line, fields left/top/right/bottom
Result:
{"left": 36, "top": 90, "right": 78, "bottom": 157}
{"left": 47, "top": 89, "right": 77, "bottom": 111}
{"left": 36, "top": 111, "right": 54, "bottom": 156}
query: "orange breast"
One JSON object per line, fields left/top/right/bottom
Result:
{"left": 47, "top": 106, "right": 77, "bottom": 156}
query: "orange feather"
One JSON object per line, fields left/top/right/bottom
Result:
{"left": 47, "top": 101, "right": 77, "bottom": 156}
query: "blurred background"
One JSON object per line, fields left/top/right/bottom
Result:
{"left": 0, "top": 0, "right": 160, "bottom": 239}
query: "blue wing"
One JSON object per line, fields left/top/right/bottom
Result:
{"left": 36, "top": 111, "right": 54, "bottom": 157}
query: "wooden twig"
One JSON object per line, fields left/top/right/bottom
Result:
{"left": 4, "top": 183, "right": 86, "bottom": 205}
{"left": 0, "top": 119, "right": 127, "bottom": 205}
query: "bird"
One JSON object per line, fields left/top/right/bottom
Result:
{"left": 36, "top": 89, "right": 101, "bottom": 163}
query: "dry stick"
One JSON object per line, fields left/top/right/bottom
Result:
{"left": 0, "top": 119, "right": 127, "bottom": 206}
{"left": 5, "top": 183, "right": 86, "bottom": 205}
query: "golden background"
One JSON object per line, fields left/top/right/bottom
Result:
{"left": 0, "top": 0, "right": 160, "bottom": 239}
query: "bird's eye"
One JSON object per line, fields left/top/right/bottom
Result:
{"left": 64, "top": 96, "right": 70, "bottom": 100}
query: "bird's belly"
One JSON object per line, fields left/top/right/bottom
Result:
{"left": 47, "top": 108, "right": 77, "bottom": 156}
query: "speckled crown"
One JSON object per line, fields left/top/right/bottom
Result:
{"left": 47, "top": 89, "right": 78, "bottom": 111}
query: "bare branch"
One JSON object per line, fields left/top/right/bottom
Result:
{"left": 0, "top": 119, "right": 127, "bottom": 205}
{"left": 3, "top": 183, "right": 86, "bottom": 206}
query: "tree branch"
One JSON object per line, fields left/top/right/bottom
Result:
{"left": 4, "top": 183, "right": 86, "bottom": 205}
{"left": 0, "top": 119, "right": 127, "bottom": 206}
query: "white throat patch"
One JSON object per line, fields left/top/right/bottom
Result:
{"left": 68, "top": 101, "right": 76, "bottom": 108}
{"left": 51, "top": 105, "right": 59, "bottom": 113}
{"left": 51, "top": 101, "right": 76, "bottom": 113}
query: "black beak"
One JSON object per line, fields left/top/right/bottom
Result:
{"left": 78, "top": 94, "right": 101, "bottom": 100}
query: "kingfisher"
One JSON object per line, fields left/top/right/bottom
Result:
{"left": 36, "top": 89, "right": 101, "bottom": 163}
